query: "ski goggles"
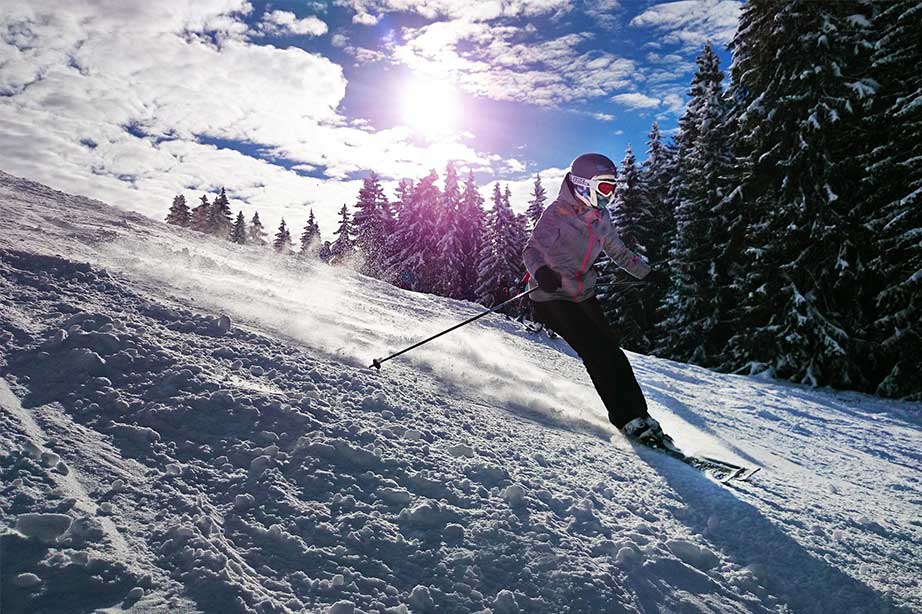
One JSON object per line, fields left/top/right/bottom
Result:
{"left": 570, "top": 174, "right": 616, "bottom": 195}
{"left": 570, "top": 174, "right": 617, "bottom": 207}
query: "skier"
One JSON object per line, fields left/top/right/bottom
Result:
{"left": 523, "top": 153, "right": 666, "bottom": 445}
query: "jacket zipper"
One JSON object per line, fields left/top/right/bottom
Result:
{"left": 577, "top": 211, "right": 599, "bottom": 294}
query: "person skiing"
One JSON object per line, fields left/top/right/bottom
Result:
{"left": 523, "top": 153, "right": 666, "bottom": 445}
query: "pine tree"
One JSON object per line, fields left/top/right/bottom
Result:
{"left": 506, "top": 186, "right": 529, "bottom": 281}
{"left": 723, "top": 0, "right": 875, "bottom": 388}
{"left": 385, "top": 178, "right": 415, "bottom": 288}
{"left": 436, "top": 162, "right": 467, "bottom": 298}
{"left": 248, "top": 211, "right": 268, "bottom": 245}
{"left": 166, "top": 194, "right": 191, "bottom": 227}
{"left": 639, "top": 122, "right": 676, "bottom": 267}
{"left": 525, "top": 174, "right": 547, "bottom": 231}
{"left": 636, "top": 122, "right": 678, "bottom": 350}
{"left": 475, "top": 183, "right": 525, "bottom": 307}
{"left": 353, "top": 172, "right": 391, "bottom": 277}
{"left": 658, "top": 41, "right": 734, "bottom": 365}
{"left": 299, "top": 209, "right": 321, "bottom": 257}
{"left": 458, "top": 170, "right": 486, "bottom": 300}
{"left": 388, "top": 171, "right": 441, "bottom": 292}
{"left": 189, "top": 194, "right": 213, "bottom": 233}
{"left": 862, "top": 0, "right": 922, "bottom": 399}
{"left": 273, "top": 218, "right": 292, "bottom": 253}
{"left": 210, "top": 187, "right": 234, "bottom": 240}
{"left": 230, "top": 211, "right": 247, "bottom": 244}
{"left": 599, "top": 145, "right": 652, "bottom": 351}
{"left": 331, "top": 204, "right": 355, "bottom": 261}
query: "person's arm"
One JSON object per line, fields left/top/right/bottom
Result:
{"left": 600, "top": 217, "right": 651, "bottom": 279}
{"left": 523, "top": 210, "right": 559, "bottom": 277}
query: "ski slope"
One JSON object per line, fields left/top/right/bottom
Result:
{"left": 1, "top": 170, "right": 919, "bottom": 614}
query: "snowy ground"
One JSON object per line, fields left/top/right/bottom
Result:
{"left": 1, "top": 170, "right": 920, "bottom": 614}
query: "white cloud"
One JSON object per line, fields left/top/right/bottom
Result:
{"left": 331, "top": 33, "right": 349, "bottom": 47}
{"left": 257, "top": 10, "right": 328, "bottom": 37}
{"left": 584, "top": 0, "right": 623, "bottom": 30}
{"left": 393, "top": 20, "right": 635, "bottom": 105}
{"left": 630, "top": 0, "right": 741, "bottom": 48}
{"left": 352, "top": 12, "right": 380, "bottom": 25}
{"left": 658, "top": 92, "right": 685, "bottom": 115}
{"left": 611, "top": 92, "right": 661, "bottom": 109}
{"left": 572, "top": 110, "right": 616, "bottom": 122}
{"left": 0, "top": 0, "right": 506, "bottom": 235}
{"left": 342, "top": 45, "right": 389, "bottom": 64}
{"left": 337, "top": 0, "right": 571, "bottom": 23}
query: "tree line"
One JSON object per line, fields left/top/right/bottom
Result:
{"left": 602, "top": 0, "right": 921, "bottom": 400}
{"left": 165, "top": 166, "right": 546, "bottom": 308}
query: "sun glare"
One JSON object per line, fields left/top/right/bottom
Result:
{"left": 402, "top": 78, "right": 459, "bottom": 138}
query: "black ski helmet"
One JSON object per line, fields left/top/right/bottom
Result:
{"left": 571, "top": 153, "right": 617, "bottom": 179}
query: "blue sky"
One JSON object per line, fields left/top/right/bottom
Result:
{"left": 0, "top": 0, "right": 740, "bottom": 235}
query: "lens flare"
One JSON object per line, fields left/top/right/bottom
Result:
{"left": 402, "top": 77, "right": 459, "bottom": 138}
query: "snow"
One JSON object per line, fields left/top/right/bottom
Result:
{"left": 14, "top": 513, "right": 72, "bottom": 543}
{"left": 846, "top": 14, "right": 871, "bottom": 28}
{"left": 1, "top": 170, "right": 921, "bottom": 613}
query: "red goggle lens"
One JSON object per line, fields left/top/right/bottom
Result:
{"left": 597, "top": 182, "right": 615, "bottom": 195}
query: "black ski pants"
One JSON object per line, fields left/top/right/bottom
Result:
{"left": 531, "top": 296, "right": 648, "bottom": 429}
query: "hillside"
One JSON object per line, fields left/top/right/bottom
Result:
{"left": 1, "top": 171, "right": 919, "bottom": 614}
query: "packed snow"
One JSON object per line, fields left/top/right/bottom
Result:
{"left": 1, "top": 170, "right": 920, "bottom": 613}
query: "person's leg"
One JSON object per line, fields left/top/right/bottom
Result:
{"left": 577, "top": 298, "right": 648, "bottom": 426}
{"left": 531, "top": 298, "right": 648, "bottom": 428}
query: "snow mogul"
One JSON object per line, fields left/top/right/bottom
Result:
{"left": 523, "top": 153, "right": 666, "bottom": 445}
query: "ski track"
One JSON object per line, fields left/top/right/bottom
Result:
{"left": 1, "top": 170, "right": 920, "bottom": 613}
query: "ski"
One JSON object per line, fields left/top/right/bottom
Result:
{"left": 635, "top": 438, "right": 760, "bottom": 483}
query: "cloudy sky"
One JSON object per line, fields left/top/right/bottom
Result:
{"left": 0, "top": 0, "right": 741, "bottom": 236}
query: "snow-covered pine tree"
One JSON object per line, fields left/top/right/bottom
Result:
{"left": 435, "top": 162, "right": 467, "bottom": 299}
{"left": 273, "top": 218, "right": 292, "bottom": 253}
{"left": 166, "top": 194, "right": 190, "bottom": 227}
{"left": 189, "top": 194, "right": 213, "bottom": 234}
{"left": 506, "top": 185, "right": 529, "bottom": 286}
{"left": 248, "top": 211, "right": 268, "bottom": 245}
{"left": 475, "top": 183, "right": 524, "bottom": 308}
{"left": 353, "top": 172, "right": 391, "bottom": 277}
{"left": 388, "top": 172, "right": 440, "bottom": 293}
{"left": 230, "top": 211, "right": 247, "bottom": 244}
{"left": 636, "top": 122, "right": 677, "bottom": 349}
{"left": 862, "top": 0, "right": 922, "bottom": 399}
{"left": 299, "top": 209, "right": 321, "bottom": 257}
{"left": 331, "top": 204, "right": 355, "bottom": 262}
{"left": 722, "top": 0, "right": 874, "bottom": 389}
{"left": 210, "top": 187, "right": 234, "bottom": 240}
{"left": 510, "top": 210, "right": 530, "bottom": 317}
{"left": 385, "top": 178, "right": 415, "bottom": 288}
{"left": 639, "top": 122, "right": 676, "bottom": 271}
{"left": 458, "top": 170, "right": 486, "bottom": 301}
{"left": 658, "top": 41, "right": 734, "bottom": 365}
{"left": 525, "top": 174, "right": 547, "bottom": 231}
{"left": 598, "top": 145, "right": 652, "bottom": 351}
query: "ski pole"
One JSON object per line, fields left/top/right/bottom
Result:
{"left": 370, "top": 286, "right": 539, "bottom": 370}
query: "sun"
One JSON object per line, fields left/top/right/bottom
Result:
{"left": 402, "top": 77, "right": 459, "bottom": 138}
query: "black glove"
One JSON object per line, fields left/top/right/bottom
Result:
{"left": 535, "top": 266, "right": 562, "bottom": 292}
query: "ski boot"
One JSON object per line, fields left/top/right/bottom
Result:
{"left": 621, "top": 416, "right": 678, "bottom": 452}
